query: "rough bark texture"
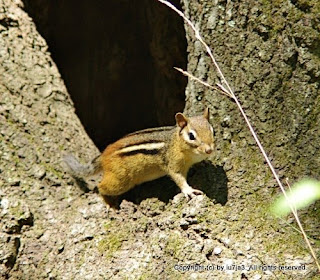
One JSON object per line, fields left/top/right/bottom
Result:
{"left": 0, "top": 0, "right": 100, "bottom": 278}
{"left": 181, "top": 0, "right": 320, "bottom": 278}
{"left": 0, "top": 0, "right": 319, "bottom": 279}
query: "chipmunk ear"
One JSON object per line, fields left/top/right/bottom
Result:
{"left": 203, "top": 107, "right": 210, "bottom": 120}
{"left": 175, "top": 113, "right": 188, "bottom": 129}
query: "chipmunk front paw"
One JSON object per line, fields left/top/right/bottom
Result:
{"left": 182, "top": 186, "right": 203, "bottom": 199}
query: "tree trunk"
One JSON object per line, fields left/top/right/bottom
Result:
{"left": 0, "top": 0, "right": 319, "bottom": 279}
{"left": 181, "top": 0, "right": 320, "bottom": 278}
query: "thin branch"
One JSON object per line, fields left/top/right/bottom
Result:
{"left": 174, "top": 67, "right": 234, "bottom": 99}
{"left": 158, "top": 0, "right": 320, "bottom": 271}
{"left": 216, "top": 83, "right": 232, "bottom": 96}
{"left": 285, "top": 178, "right": 298, "bottom": 215}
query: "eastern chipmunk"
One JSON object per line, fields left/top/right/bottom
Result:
{"left": 64, "top": 108, "right": 214, "bottom": 208}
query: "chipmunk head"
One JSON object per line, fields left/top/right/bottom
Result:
{"left": 175, "top": 108, "right": 214, "bottom": 156}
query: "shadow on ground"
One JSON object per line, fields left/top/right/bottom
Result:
{"left": 121, "top": 162, "right": 228, "bottom": 206}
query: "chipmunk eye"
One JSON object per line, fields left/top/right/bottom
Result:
{"left": 188, "top": 132, "right": 196, "bottom": 141}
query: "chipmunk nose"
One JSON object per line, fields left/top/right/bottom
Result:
{"left": 205, "top": 147, "right": 213, "bottom": 154}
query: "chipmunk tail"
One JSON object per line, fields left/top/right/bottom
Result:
{"left": 63, "top": 154, "right": 102, "bottom": 178}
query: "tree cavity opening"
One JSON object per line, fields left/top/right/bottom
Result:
{"left": 23, "top": 0, "right": 187, "bottom": 150}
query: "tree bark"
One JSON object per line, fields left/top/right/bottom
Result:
{"left": 181, "top": 0, "right": 320, "bottom": 278}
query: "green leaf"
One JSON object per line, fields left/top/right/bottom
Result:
{"left": 270, "top": 179, "right": 320, "bottom": 217}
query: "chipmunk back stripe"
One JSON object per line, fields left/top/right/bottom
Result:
{"left": 116, "top": 142, "right": 165, "bottom": 156}
{"left": 121, "top": 139, "right": 164, "bottom": 149}
{"left": 119, "top": 148, "right": 160, "bottom": 157}
{"left": 126, "top": 126, "right": 174, "bottom": 137}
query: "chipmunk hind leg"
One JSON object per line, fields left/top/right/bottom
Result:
{"left": 98, "top": 173, "right": 132, "bottom": 209}
{"left": 101, "top": 194, "right": 120, "bottom": 210}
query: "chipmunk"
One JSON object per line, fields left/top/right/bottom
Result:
{"left": 64, "top": 108, "right": 214, "bottom": 208}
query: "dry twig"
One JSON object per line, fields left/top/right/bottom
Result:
{"left": 173, "top": 67, "right": 233, "bottom": 98}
